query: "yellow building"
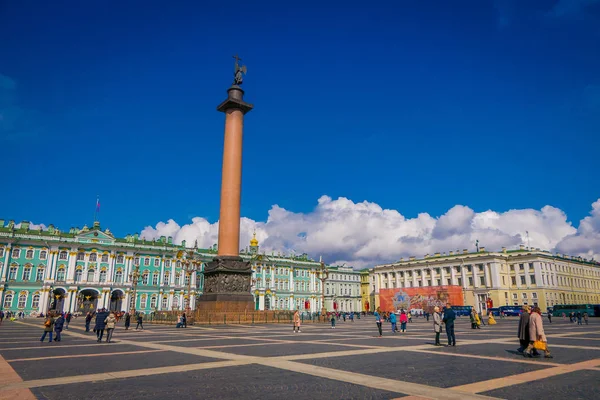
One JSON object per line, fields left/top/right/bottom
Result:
{"left": 360, "top": 269, "right": 373, "bottom": 312}
{"left": 370, "top": 245, "right": 600, "bottom": 313}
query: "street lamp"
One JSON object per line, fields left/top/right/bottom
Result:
{"left": 316, "top": 257, "right": 329, "bottom": 315}
{"left": 181, "top": 249, "right": 202, "bottom": 317}
{"left": 129, "top": 255, "right": 142, "bottom": 316}
{"left": 46, "top": 285, "right": 54, "bottom": 315}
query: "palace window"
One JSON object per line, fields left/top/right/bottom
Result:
{"left": 175, "top": 273, "right": 181, "bottom": 285}
{"left": 530, "top": 275, "right": 536, "bottom": 285}
{"left": 511, "top": 277, "right": 516, "bottom": 285}
{"left": 173, "top": 295, "right": 179, "bottom": 309}
{"left": 154, "top": 259, "right": 160, "bottom": 267}
{"left": 141, "top": 295, "right": 147, "bottom": 309}
{"left": 142, "top": 272, "right": 149, "bottom": 285}
{"left": 40, "top": 250, "right": 47, "bottom": 260}
{"left": 520, "top": 276, "right": 526, "bottom": 285}
{"left": 0, "top": 248, "right": 4, "bottom": 257}
{"left": 101, "top": 254, "right": 109, "bottom": 262}
{"left": 519, "top": 264, "right": 524, "bottom": 271}
{"left": 56, "top": 268, "right": 66, "bottom": 281}
{"left": 117, "top": 255, "right": 124, "bottom": 263}
{"left": 479, "top": 276, "right": 485, "bottom": 286}
{"left": 25, "top": 249, "right": 34, "bottom": 259}
{"left": 86, "top": 269, "right": 95, "bottom": 282}
{"left": 74, "top": 269, "right": 82, "bottom": 282}
{"left": 134, "top": 257, "right": 140, "bottom": 266}
{"left": 77, "top": 252, "right": 85, "bottom": 261}
{"left": 163, "top": 272, "right": 170, "bottom": 285}
{"left": 22, "top": 267, "right": 31, "bottom": 281}
{"left": 89, "top": 253, "right": 97, "bottom": 262}
{"left": 150, "top": 296, "right": 157, "bottom": 309}
{"left": 12, "top": 249, "right": 20, "bottom": 258}
{"left": 165, "top": 260, "right": 171, "bottom": 267}
{"left": 18, "top": 293, "right": 27, "bottom": 308}
{"left": 8, "top": 266, "right": 17, "bottom": 280}
{"left": 32, "top": 293, "right": 40, "bottom": 309}
{"left": 3, "top": 293, "right": 13, "bottom": 308}
{"left": 115, "top": 270, "right": 123, "bottom": 283}
{"left": 144, "top": 258, "right": 150, "bottom": 266}
{"left": 99, "top": 270, "right": 107, "bottom": 282}
{"left": 184, "top": 274, "right": 190, "bottom": 286}
{"left": 59, "top": 251, "right": 68, "bottom": 260}
{"left": 152, "top": 273, "right": 159, "bottom": 285}
{"left": 468, "top": 277, "right": 473, "bottom": 286}
{"left": 177, "top": 261, "right": 181, "bottom": 268}
{"left": 36, "top": 268, "right": 45, "bottom": 281}
{"left": 162, "top": 297, "right": 168, "bottom": 309}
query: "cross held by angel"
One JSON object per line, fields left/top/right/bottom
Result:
{"left": 233, "top": 54, "right": 247, "bottom": 86}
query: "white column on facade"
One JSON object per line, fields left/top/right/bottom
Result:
{"left": 412, "top": 270, "right": 418, "bottom": 287}
{"left": 473, "top": 265, "right": 479, "bottom": 288}
{"left": 1, "top": 244, "right": 11, "bottom": 281}
{"left": 440, "top": 267, "right": 446, "bottom": 286}
{"left": 373, "top": 273, "right": 380, "bottom": 293}
{"left": 124, "top": 257, "right": 132, "bottom": 282}
{"left": 534, "top": 261, "right": 543, "bottom": 287}
{"left": 171, "top": 260, "right": 176, "bottom": 285}
{"left": 483, "top": 264, "right": 491, "bottom": 287}
{"left": 490, "top": 262, "right": 500, "bottom": 288}
{"left": 66, "top": 251, "right": 77, "bottom": 282}
{"left": 430, "top": 268, "right": 436, "bottom": 286}
{"left": 47, "top": 250, "right": 57, "bottom": 280}
{"left": 64, "top": 290, "right": 72, "bottom": 312}
{"left": 168, "top": 292, "right": 174, "bottom": 309}
{"left": 159, "top": 258, "right": 165, "bottom": 286}
{"left": 124, "top": 291, "right": 131, "bottom": 311}
{"left": 107, "top": 253, "right": 116, "bottom": 283}
{"left": 460, "top": 267, "right": 467, "bottom": 288}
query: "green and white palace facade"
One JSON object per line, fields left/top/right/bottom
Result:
{"left": 0, "top": 219, "right": 362, "bottom": 315}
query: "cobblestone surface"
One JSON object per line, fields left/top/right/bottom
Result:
{"left": 0, "top": 315, "right": 598, "bottom": 399}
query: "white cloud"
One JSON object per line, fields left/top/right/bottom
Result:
{"left": 140, "top": 196, "right": 600, "bottom": 268}
{"left": 556, "top": 199, "right": 600, "bottom": 261}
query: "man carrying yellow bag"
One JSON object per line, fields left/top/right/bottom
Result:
{"left": 524, "top": 306, "right": 553, "bottom": 359}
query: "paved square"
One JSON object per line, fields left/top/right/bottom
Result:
{"left": 0, "top": 316, "right": 598, "bottom": 399}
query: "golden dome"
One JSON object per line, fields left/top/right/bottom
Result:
{"left": 250, "top": 231, "right": 259, "bottom": 247}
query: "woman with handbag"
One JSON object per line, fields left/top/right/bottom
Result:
{"left": 524, "top": 306, "right": 552, "bottom": 359}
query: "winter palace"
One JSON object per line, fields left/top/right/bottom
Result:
{"left": 0, "top": 219, "right": 362, "bottom": 315}
{"left": 369, "top": 245, "right": 600, "bottom": 313}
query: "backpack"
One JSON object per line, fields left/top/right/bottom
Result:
{"left": 44, "top": 319, "right": 51, "bottom": 327}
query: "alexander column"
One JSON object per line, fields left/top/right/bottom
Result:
{"left": 197, "top": 56, "right": 255, "bottom": 312}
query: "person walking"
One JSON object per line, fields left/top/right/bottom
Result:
{"left": 124, "top": 312, "right": 131, "bottom": 330}
{"left": 517, "top": 306, "right": 531, "bottom": 353}
{"left": 54, "top": 313, "right": 65, "bottom": 342}
{"left": 135, "top": 313, "right": 144, "bottom": 330}
{"left": 94, "top": 310, "right": 109, "bottom": 342}
{"left": 104, "top": 312, "right": 117, "bottom": 343}
{"left": 389, "top": 310, "right": 397, "bottom": 333}
{"left": 85, "top": 312, "right": 92, "bottom": 332}
{"left": 583, "top": 312, "right": 589, "bottom": 325}
{"left": 433, "top": 306, "right": 443, "bottom": 346}
{"left": 293, "top": 309, "right": 302, "bottom": 333}
{"left": 399, "top": 310, "right": 408, "bottom": 332}
{"left": 547, "top": 310, "right": 552, "bottom": 323}
{"left": 374, "top": 308, "right": 383, "bottom": 337}
{"left": 40, "top": 313, "right": 55, "bottom": 343}
{"left": 330, "top": 313, "right": 336, "bottom": 328}
{"left": 524, "top": 306, "right": 552, "bottom": 358}
{"left": 443, "top": 303, "right": 456, "bottom": 346}
{"left": 65, "top": 312, "right": 72, "bottom": 329}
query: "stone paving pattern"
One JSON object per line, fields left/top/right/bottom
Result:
{"left": 0, "top": 314, "right": 598, "bottom": 399}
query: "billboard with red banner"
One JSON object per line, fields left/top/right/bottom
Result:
{"left": 379, "top": 286, "right": 464, "bottom": 313}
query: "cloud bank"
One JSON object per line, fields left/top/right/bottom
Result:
{"left": 140, "top": 196, "right": 600, "bottom": 269}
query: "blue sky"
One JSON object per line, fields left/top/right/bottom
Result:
{"left": 1, "top": 1, "right": 599, "bottom": 264}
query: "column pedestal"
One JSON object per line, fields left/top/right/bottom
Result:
{"left": 197, "top": 256, "right": 254, "bottom": 312}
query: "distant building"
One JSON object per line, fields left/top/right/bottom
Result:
{"left": 370, "top": 246, "right": 600, "bottom": 313}
{"left": 0, "top": 219, "right": 362, "bottom": 315}
{"left": 248, "top": 233, "right": 361, "bottom": 312}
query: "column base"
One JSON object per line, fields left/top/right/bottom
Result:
{"left": 197, "top": 256, "right": 254, "bottom": 312}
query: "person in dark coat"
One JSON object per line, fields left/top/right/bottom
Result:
{"left": 135, "top": 313, "right": 144, "bottom": 330}
{"left": 65, "top": 312, "right": 72, "bottom": 329}
{"left": 85, "top": 312, "right": 92, "bottom": 332}
{"left": 517, "top": 306, "right": 531, "bottom": 353}
{"left": 442, "top": 303, "right": 456, "bottom": 346}
{"left": 40, "top": 313, "right": 55, "bottom": 342}
{"left": 54, "top": 314, "right": 65, "bottom": 342}
{"left": 94, "top": 310, "right": 109, "bottom": 342}
{"left": 124, "top": 312, "right": 131, "bottom": 330}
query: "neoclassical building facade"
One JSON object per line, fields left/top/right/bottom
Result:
{"left": 370, "top": 245, "right": 600, "bottom": 313}
{"left": 0, "top": 219, "right": 362, "bottom": 315}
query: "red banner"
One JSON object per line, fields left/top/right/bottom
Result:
{"left": 304, "top": 301, "right": 310, "bottom": 310}
{"left": 379, "top": 286, "right": 464, "bottom": 313}
{"left": 365, "top": 301, "right": 370, "bottom": 311}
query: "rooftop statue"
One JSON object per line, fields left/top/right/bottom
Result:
{"left": 232, "top": 54, "right": 247, "bottom": 86}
